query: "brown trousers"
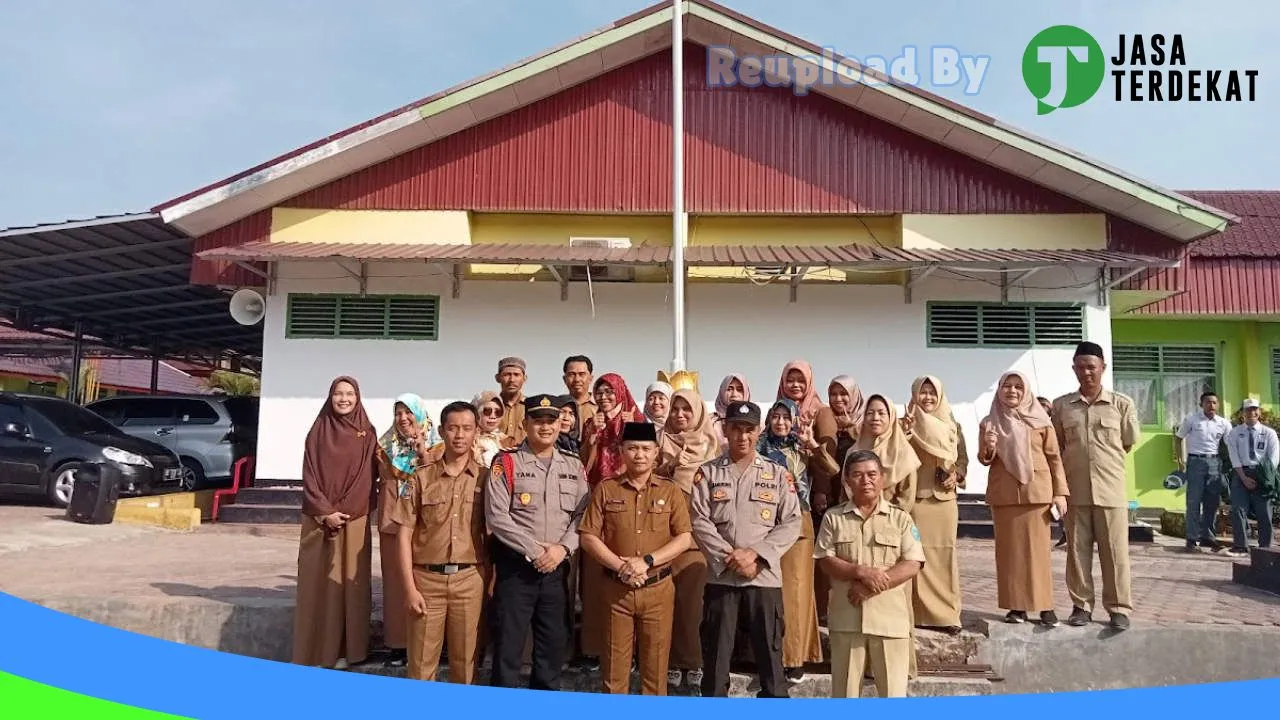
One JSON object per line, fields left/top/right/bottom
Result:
{"left": 292, "top": 514, "right": 372, "bottom": 667}
{"left": 781, "top": 512, "right": 823, "bottom": 667}
{"left": 668, "top": 547, "right": 707, "bottom": 670}
{"left": 829, "top": 632, "right": 911, "bottom": 698}
{"left": 579, "top": 553, "right": 605, "bottom": 658}
{"left": 601, "top": 574, "right": 676, "bottom": 695}
{"left": 406, "top": 565, "right": 485, "bottom": 683}
{"left": 1066, "top": 505, "right": 1133, "bottom": 616}
{"left": 378, "top": 531, "right": 406, "bottom": 649}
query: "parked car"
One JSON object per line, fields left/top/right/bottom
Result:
{"left": 86, "top": 394, "right": 258, "bottom": 490}
{"left": 0, "top": 392, "right": 183, "bottom": 507}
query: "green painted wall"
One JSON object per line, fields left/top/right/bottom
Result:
{"left": 1111, "top": 318, "right": 1280, "bottom": 510}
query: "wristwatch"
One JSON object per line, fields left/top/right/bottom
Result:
{"left": 643, "top": 554, "right": 655, "bottom": 568}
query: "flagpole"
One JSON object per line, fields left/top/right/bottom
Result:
{"left": 671, "top": 0, "right": 686, "bottom": 373}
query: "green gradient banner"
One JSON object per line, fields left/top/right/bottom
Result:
{"left": 0, "top": 671, "right": 191, "bottom": 719}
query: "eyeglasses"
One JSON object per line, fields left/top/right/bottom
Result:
{"left": 481, "top": 408, "right": 502, "bottom": 417}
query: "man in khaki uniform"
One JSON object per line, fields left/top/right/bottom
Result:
{"left": 1051, "top": 341, "right": 1141, "bottom": 632}
{"left": 562, "top": 355, "right": 598, "bottom": 437}
{"left": 495, "top": 357, "right": 528, "bottom": 445}
{"left": 579, "top": 422, "right": 692, "bottom": 695}
{"left": 814, "top": 449, "right": 924, "bottom": 698}
{"left": 690, "top": 400, "right": 802, "bottom": 699}
{"left": 485, "top": 394, "right": 590, "bottom": 691}
{"left": 393, "top": 401, "right": 488, "bottom": 683}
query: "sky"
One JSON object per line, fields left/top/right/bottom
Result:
{"left": 0, "top": 0, "right": 1275, "bottom": 227}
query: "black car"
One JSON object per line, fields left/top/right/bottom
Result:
{"left": 0, "top": 392, "right": 184, "bottom": 508}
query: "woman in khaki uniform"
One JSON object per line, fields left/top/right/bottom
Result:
{"left": 657, "top": 388, "right": 720, "bottom": 692}
{"left": 293, "top": 376, "right": 378, "bottom": 669}
{"left": 374, "top": 393, "right": 434, "bottom": 667}
{"left": 977, "top": 371, "right": 1069, "bottom": 627}
{"left": 902, "top": 376, "right": 968, "bottom": 634}
{"left": 809, "top": 375, "right": 865, "bottom": 620}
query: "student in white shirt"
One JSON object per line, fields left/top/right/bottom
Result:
{"left": 1225, "top": 398, "right": 1277, "bottom": 556}
{"left": 1173, "top": 392, "right": 1233, "bottom": 552}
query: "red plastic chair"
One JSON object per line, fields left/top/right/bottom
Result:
{"left": 211, "top": 455, "right": 256, "bottom": 523}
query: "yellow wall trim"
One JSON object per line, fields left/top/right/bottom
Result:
{"left": 902, "top": 214, "right": 1106, "bottom": 250}
{"left": 270, "top": 208, "right": 472, "bottom": 245}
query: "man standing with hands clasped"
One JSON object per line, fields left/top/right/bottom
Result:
{"left": 578, "top": 422, "right": 692, "bottom": 695}
{"left": 1225, "top": 398, "right": 1277, "bottom": 556}
{"left": 1052, "top": 341, "right": 1141, "bottom": 631}
{"left": 690, "top": 400, "right": 802, "bottom": 699}
{"left": 814, "top": 449, "right": 924, "bottom": 698}
{"left": 485, "top": 394, "right": 590, "bottom": 691}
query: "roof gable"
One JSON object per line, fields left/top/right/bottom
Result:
{"left": 155, "top": 0, "right": 1237, "bottom": 242}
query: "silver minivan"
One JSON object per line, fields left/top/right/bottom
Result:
{"left": 86, "top": 395, "right": 258, "bottom": 490}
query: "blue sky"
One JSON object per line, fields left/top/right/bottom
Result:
{"left": 1, "top": 0, "right": 1274, "bottom": 226}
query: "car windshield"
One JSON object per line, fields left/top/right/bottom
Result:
{"left": 26, "top": 398, "right": 119, "bottom": 436}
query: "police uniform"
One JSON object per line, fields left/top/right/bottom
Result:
{"left": 578, "top": 422, "right": 693, "bottom": 695}
{"left": 814, "top": 497, "right": 925, "bottom": 698}
{"left": 689, "top": 401, "right": 803, "bottom": 699}
{"left": 389, "top": 452, "right": 488, "bottom": 683}
{"left": 484, "top": 394, "right": 591, "bottom": 690}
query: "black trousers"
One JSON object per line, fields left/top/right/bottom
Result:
{"left": 700, "top": 584, "right": 788, "bottom": 698}
{"left": 488, "top": 545, "right": 570, "bottom": 690}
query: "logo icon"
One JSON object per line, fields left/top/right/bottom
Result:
{"left": 1022, "top": 25, "right": 1105, "bottom": 115}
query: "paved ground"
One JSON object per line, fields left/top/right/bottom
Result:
{"left": 1, "top": 503, "right": 1277, "bottom": 627}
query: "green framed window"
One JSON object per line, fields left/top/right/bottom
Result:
{"left": 1113, "top": 344, "right": 1217, "bottom": 430}
{"left": 1271, "top": 347, "right": 1280, "bottom": 405}
{"left": 925, "top": 302, "right": 1085, "bottom": 348}
{"left": 285, "top": 294, "right": 440, "bottom": 340}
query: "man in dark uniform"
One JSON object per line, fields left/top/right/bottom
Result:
{"left": 690, "top": 400, "right": 803, "bottom": 698}
{"left": 484, "top": 394, "right": 590, "bottom": 690}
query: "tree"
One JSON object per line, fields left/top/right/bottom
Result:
{"left": 204, "top": 370, "right": 259, "bottom": 397}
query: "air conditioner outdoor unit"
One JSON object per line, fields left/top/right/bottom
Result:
{"left": 567, "top": 236, "right": 635, "bottom": 281}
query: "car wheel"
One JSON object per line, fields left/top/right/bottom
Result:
{"left": 179, "top": 458, "right": 206, "bottom": 491}
{"left": 46, "top": 462, "right": 83, "bottom": 508}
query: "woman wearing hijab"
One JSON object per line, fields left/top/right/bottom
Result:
{"left": 372, "top": 393, "right": 432, "bottom": 667}
{"left": 578, "top": 372, "right": 645, "bottom": 669}
{"left": 902, "top": 377, "right": 968, "bottom": 634}
{"left": 852, "top": 393, "right": 924, "bottom": 679}
{"left": 775, "top": 360, "right": 825, "bottom": 431}
{"left": 644, "top": 381, "right": 674, "bottom": 427}
{"left": 556, "top": 395, "right": 581, "bottom": 456}
{"left": 293, "top": 376, "right": 379, "bottom": 669}
{"left": 757, "top": 399, "right": 823, "bottom": 682}
{"left": 809, "top": 375, "right": 866, "bottom": 621}
{"left": 470, "top": 391, "right": 512, "bottom": 467}
{"left": 713, "top": 373, "right": 751, "bottom": 450}
{"left": 657, "top": 388, "right": 721, "bottom": 692}
{"left": 978, "top": 371, "right": 1069, "bottom": 627}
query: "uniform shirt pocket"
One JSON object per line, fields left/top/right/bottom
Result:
{"left": 421, "top": 485, "right": 451, "bottom": 525}
{"left": 870, "top": 529, "right": 901, "bottom": 566}
{"left": 511, "top": 480, "right": 540, "bottom": 514}
{"left": 747, "top": 485, "right": 780, "bottom": 526}
{"left": 1094, "top": 416, "right": 1120, "bottom": 444}
{"left": 645, "top": 496, "right": 672, "bottom": 532}
{"left": 557, "top": 478, "right": 581, "bottom": 513}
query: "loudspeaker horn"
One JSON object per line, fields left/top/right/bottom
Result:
{"left": 229, "top": 289, "right": 265, "bottom": 326}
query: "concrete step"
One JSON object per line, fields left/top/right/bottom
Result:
{"left": 217, "top": 503, "right": 301, "bottom": 524}
{"left": 1251, "top": 546, "right": 1280, "bottom": 574}
{"left": 956, "top": 493, "right": 985, "bottom": 503}
{"left": 235, "top": 487, "right": 304, "bottom": 507}
{"left": 958, "top": 520, "right": 1154, "bottom": 543}
{"left": 254, "top": 478, "right": 303, "bottom": 489}
{"left": 1232, "top": 547, "right": 1280, "bottom": 594}
{"left": 346, "top": 660, "right": 992, "bottom": 697}
{"left": 957, "top": 502, "right": 992, "bottom": 522}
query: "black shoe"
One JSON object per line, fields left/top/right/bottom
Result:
{"left": 1066, "top": 607, "right": 1091, "bottom": 627}
{"left": 384, "top": 649, "right": 407, "bottom": 668}
{"left": 1039, "top": 610, "right": 1060, "bottom": 627}
{"left": 1203, "top": 538, "right": 1224, "bottom": 552}
{"left": 579, "top": 656, "right": 600, "bottom": 672}
{"left": 1004, "top": 610, "right": 1027, "bottom": 624}
{"left": 1185, "top": 541, "right": 1202, "bottom": 553}
{"left": 945, "top": 625, "right": 963, "bottom": 636}
{"left": 1055, "top": 535, "right": 1068, "bottom": 547}
{"left": 785, "top": 667, "right": 805, "bottom": 683}
{"left": 1109, "top": 613, "right": 1130, "bottom": 631}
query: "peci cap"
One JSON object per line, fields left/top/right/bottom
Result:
{"left": 620, "top": 422, "right": 658, "bottom": 444}
{"left": 498, "top": 356, "right": 527, "bottom": 373}
{"left": 722, "top": 400, "right": 762, "bottom": 427}
{"left": 523, "top": 393, "right": 562, "bottom": 419}
{"left": 1074, "top": 341, "right": 1105, "bottom": 360}
{"left": 1243, "top": 398, "right": 1261, "bottom": 410}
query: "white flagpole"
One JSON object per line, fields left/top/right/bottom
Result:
{"left": 671, "top": 0, "right": 686, "bottom": 373}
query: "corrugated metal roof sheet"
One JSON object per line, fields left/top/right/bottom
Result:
{"left": 0, "top": 356, "right": 208, "bottom": 394}
{"left": 1180, "top": 191, "right": 1280, "bottom": 258}
{"left": 1128, "top": 258, "right": 1280, "bottom": 315}
{"left": 197, "top": 240, "right": 1174, "bottom": 269}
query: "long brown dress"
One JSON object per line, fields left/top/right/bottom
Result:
{"left": 293, "top": 376, "right": 378, "bottom": 668}
{"left": 374, "top": 449, "right": 409, "bottom": 651}
{"left": 905, "top": 376, "right": 969, "bottom": 629}
{"left": 810, "top": 402, "right": 858, "bottom": 621}
{"left": 978, "top": 372, "right": 1069, "bottom": 613}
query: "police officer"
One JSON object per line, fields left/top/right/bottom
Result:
{"left": 484, "top": 394, "right": 590, "bottom": 690}
{"left": 814, "top": 449, "right": 924, "bottom": 698}
{"left": 690, "top": 400, "right": 802, "bottom": 698}
{"left": 579, "top": 422, "right": 692, "bottom": 695}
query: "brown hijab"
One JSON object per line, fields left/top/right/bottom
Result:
{"left": 980, "top": 371, "right": 1051, "bottom": 485}
{"left": 852, "top": 394, "right": 921, "bottom": 493}
{"left": 907, "top": 375, "right": 960, "bottom": 468}
{"left": 662, "top": 389, "right": 721, "bottom": 493}
{"left": 302, "top": 376, "right": 378, "bottom": 519}
{"left": 828, "top": 374, "right": 866, "bottom": 432}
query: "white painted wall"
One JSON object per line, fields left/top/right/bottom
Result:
{"left": 255, "top": 261, "right": 1114, "bottom": 493}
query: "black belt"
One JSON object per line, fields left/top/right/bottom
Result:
{"left": 419, "top": 563, "right": 477, "bottom": 575}
{"left": 1188, "top": 453, "right": 1217, "bottom": 459}
{"left": 606, "top": 565, "right": 672, "bottom": 587}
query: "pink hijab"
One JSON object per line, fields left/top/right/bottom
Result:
{"left": 776, "top": 360, "right": 823, "bottom": 429}
{"left": 980, "top": 371, "right": 1052, "bottom": 485}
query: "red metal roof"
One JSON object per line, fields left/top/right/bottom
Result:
{"left": 1127, "top": 258, "right": 1280, "bottom": 316}
{"left": 1180, "top": 191, "right": 1280, "bottom": 257}
{"left": 0, "top": 356, "right": 209, "bottom": 395}
{"left": 197, "top": 239, "right": 1174, "bottom": 269}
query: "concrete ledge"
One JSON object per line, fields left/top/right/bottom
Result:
{"left": 976, "top": 619, "right": 1280, "bottom": 693}
{"left": 349, "top": 662, "right": 992, "bottom": 697}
